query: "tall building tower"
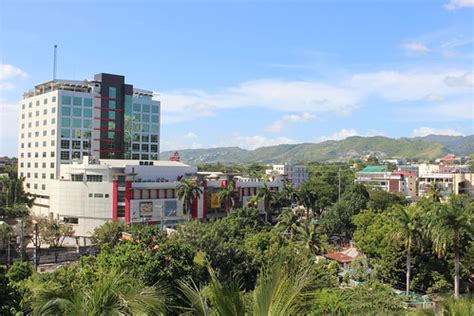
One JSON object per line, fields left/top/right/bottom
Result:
{"left": 18, "top": 73, "right": 161, "bottom": 197}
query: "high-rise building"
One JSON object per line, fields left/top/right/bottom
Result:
{"left": 18, "top": 73, "right": 161, "bottom": 197}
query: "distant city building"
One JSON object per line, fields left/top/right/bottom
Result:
{"left": 18, "top": 73, "right": 161, "bottom": 199}
{"left": 265, "top": 163, "right": 308, "bottom": 187}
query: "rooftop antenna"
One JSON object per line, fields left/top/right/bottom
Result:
{"left": 53, "top": 44, "right": 57, "bottom": 80}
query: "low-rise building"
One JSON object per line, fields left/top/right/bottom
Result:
{"left": 265, "top": 163, "right": 308, "bottom": 187}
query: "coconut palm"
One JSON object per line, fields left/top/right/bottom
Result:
{"left": 296, "top": 187, "right": 318, "bottom": 220}
{"left": 178, "top": 256, "right": 314, "bottom": 316}
{"left": 388, "top": 205, "right": 424, "bottom": 296}
{"left": 426, "top": 182, "right": 445, "bottom": 202}
{"left": 30, "top": 272, "right": 168, "bottom": 315}
{"left": 217, "top": 183, "right": 239, "bottom": 215}
{"left": 428, "top": 194, "right": 474, "bottom": 298}
{"left": 177, "top": 179, "right": 203, "bottom": 219}
{"left": 281, "top": 181, "right": 297, "bottom": 206}
{"left": 257, "top": 182, "right": 276, "bottom": 222}
{"left": 275, "top": 208, "right": 301, "bottom": 240}
{"left": 295, "top": 222, "right": 325, "bottom": 255}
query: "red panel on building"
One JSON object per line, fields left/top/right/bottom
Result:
{"left": 125, "top": 180, "right": 132, "bottom": 223}
{"left": 112, "top": 180, "right": 118, "bottom": 220}
{"left": 389, "top": 179, "right": 399, "bottom": 193}
{"left": 203, "top": 181, "right": 208, "bottom": 220}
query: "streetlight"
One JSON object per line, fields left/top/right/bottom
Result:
{"left": 32, "top": 219, "right": 39, "bottom": 271}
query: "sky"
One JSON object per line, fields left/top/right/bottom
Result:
{"left": 0, "top": 0, "right": 473, "bottom": 156}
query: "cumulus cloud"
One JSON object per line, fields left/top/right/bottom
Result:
{"left": 0, "top": 64, "right": 27, "bottom": 80}
{"left": 183, "top": 132, "right": 198, "bottom": 139}
{"left": 316, "top": 128, "right": 385, "bottom": 142}
{"left": 444, "top": 0, "right": 474, "bottom": 10}
{"left": 223, "top": 134, "right": 297, "bottom": 150}
{"left": 412, "top": 127, "right": 464, "bottom": 137}
{"left": 402, "top": 42, "right": 431, "bottom": 53}
{"left": 266, "top": 112, "right": 316, "bottom": 132}
{"left": 444, "top": 72, "right": 473, "bottom": 87}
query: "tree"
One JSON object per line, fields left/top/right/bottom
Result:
{"left": 296, "top": 186, "right": 317, "bottom": 219}
{"left": 30, "top": 271, "right": 168, "bottom": 315}
{"left": 176, "top": 179, "right": 203, "bottom": 219}
{"left": 388, "top": 205, "right": 424, "bottom": 296}
{"left": 428, "top": 195, "right": 474, "bottom": 298}
{"left": 257, "top": 182, "right": 276, "bottom": 222}
{"left": 40, "top": 218, "right": 75, "bottom": 263}
{"left": 90, "top": 220, "right": 129, "bottom": 248}
{"left": 426, "top": 182, "right": 445, "bottom": 202}
{"left": 217, "top": 183, "right": 239, "bottom": 214}
{"left": 275, "top": 209, "right": 301, "bottom": 240}
{"left": 367, "top": 190, "right": 408, "bottom": 212}
{"left": 0, "top": 175, "right": 34, "bottom": 218}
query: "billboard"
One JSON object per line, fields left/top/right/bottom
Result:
{"left": 210, "top": 192, "right": 220, "bottom": 209}
{"left": 139, "top": 202, "right": 153, "bottom": 218}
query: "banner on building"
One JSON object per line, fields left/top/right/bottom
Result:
{"left": 210, "top": 193, "right": 220, "bottom": 209}
{"left": 139, "top": 201, "right": 153, "bottom": 218}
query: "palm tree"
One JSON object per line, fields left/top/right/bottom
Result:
{"left": 388, "top": 205, "right": 424, "bottom": 296}
{"left": 429, "top": 194, "right": 474, "bottom": 298}
{"left": 296, "top": 187, "right": 317, "bottom": 220}
{"left": 426, "top": 182, "right": 444, "bottom": 202}
{"left": 217, "top": 183, "right": 239, "bottom": 215}
{"left": 281, "top": 181, "right": 296, "bottom": 206}
{"left": 295, "top": 222, "right": 325, "bottom": 255}
{"left": 178, "top": 256, "right": 315, "bottom": 316}
{"left": 257, "top": 182, "right": 276, "bottom": 222}
{"left": 275, "top": 208, "right": 301, "bottom": 240}
{"left": 177, "top": 179, "right": 203, "bottom": 219}
{"left": 31, "top": 272, "right": 168, "bottom": 315}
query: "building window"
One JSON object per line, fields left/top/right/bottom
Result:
{"left": 132, "top": 153, "right": 139, "bottom": 160}
{"left": 42, "top": 184, "right": 46, "bottom": 190}
{"left": 42, "top": 152, "right": 46, "bottom": 157}
{"left": 44, "top": 98, "right": 48, "bottom": 104}
{"left": 84, "top": 98, "right": 93, "bottom": 107}
{"left": 34, "top": 173, "right": 38, "bottom": 179}
{"left": 151, "top": 105, "right": 159, "bottom": 113}
{"left": 62, "top": 106, "right": 71, "bottom": 116}
{"left": 43, "top": 119, "right": 47, "bottom": 125}
{"left": 108, "top": 100, "right": 116, "bottom": 108}
{"left": 52, "top": 107, "right": 56, "bottom": 113}
{"left": 64, "top": 217, "right": 78, "bottom": 224}
{"left": 72, "top": 140, "right": 81, "bottom": 149}
{"left": 34, "top": 162, "right": 38, "bottom": 167}
{"left": 133, "top": 104, "right": 140, "bottom": 112}
{"left": 73, "top": 97, "right": 82, "bottom": 106}
{"left": 109, "top": 87, "right": 117, "bottom": 98}
{"left": 83, "top": 119, "right": 92, "bottom": 129}
{"left": 52, "top": 96, "right": 57, "bottom": 102}
{"left": 50, "top": 162, "right": 55, "bottom": 168}
{"left": 51, "top": 118, "right": 56, "bottom": 124}
{"left": 141, "top": 135, "right": 149, "bottom": 142}
{"left": 164, "top": 200, "right": 177, "bottom": 217}
{"left": 27, "top": 172, "right": 30, "bottom": 177}
{"left": 141, "top": 154, "right": 149, "bottom": 160}
{"left": 22, "top": 104, "right": 25, "bottom": 109}
{"left": 42, "top": 173, "right": 46, "bottom": 179}
{"left": 87, "top": 175, "right": 103, "bottom": 182}
{"left": 60, "top": 151, "right": 70, "bottom": 160}
{"left": 94, "top": 193, "right": 104, "bottom": 198}
{"left": 151, "top": 144, "right": 158, "bottom": 152}
{"left": 61, "top": 117, "right": 71, "bottom": 127}
{"left": 61, "top": 129, "right": 70, "bottom": 138}
{"left": 71, "top": 174, "right": 83, "bottom": 182}
{"left": 142, "top": 104, "right": 150, "bottom": 112}
{"left": 132, "top": 143, "right": 140, "bottom": 151}
{"left": 51, "top": 129, "right": 55, "bottom": 135}
{"left": 51, "top": 151, "right": 55, "bottom": 157}
{"left": 141, "top": 144, "right": 149, "bottom": 151}
{"left": 72, "top": 118, "right": 81, "bottom": 128}
{"left": 72, "top": 107, "right": 81, "bottom": 117}
{"left": 50, "top": 174, "right": 54, "bottom": 179}
{"left": 72, "top": 151, "right": 81, "bottom": 159}
{"left": 61, "top": 140, "right": 70, "bottom": 149}
{"left": 62, "top": 95, "right": 71, "bottom": 105}
{"left": 151, "top": 115, "right": 159, "bottom": 123}
{"left": 84, "top": 108, "right": 92, "bottom": 118}
{"left": 107, "top": 111, "right": 115, "bottom": 119}
{"left": 43, "top": 130, "right": 47, "bottom": 136}
{"left": 34, "top": 184, "right": 38, "bottom": 189}
{"left": 43, "top": 109, "right": 48, "bottom": 115}
{"left": 104, "top": 194, "right": 109, "bottom": 198}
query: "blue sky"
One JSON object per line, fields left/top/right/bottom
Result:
{"left": 1, "top": 0, "right": 473, "bottom": 156}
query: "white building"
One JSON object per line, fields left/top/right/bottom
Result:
{"left": 265, "top": 163, "right": 308, "bottom": 187}
{"left": 18, "top": 73, "right": 161, "bottom": 212}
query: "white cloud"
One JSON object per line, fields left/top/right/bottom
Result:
{"left": 444, "top": 72, "right": 473, "bottom": 87}
{"left": 0, "top": 64, "right": 27, "bottom": 80}
{"left": 0, "top": 82, "right": 15, "bottom": 91}
{"left": 402, "top": 42, "right": 431, "bottom": 53}
{"left": 412, "top": 127, "right": 464, "bottom": 137}
{"left": 444, "top": 0, "right": 474, "bottom": 10}
{"left": 425, "top": 94, "right": 444, "bottom": 102}
{"left": 316, "top": 128, "right": 385, "bottom": 142}
{"left": 266, "top": 112, "right": 316, "bottom": 132}
{"left": 183, "top": 132, "right": 198, "bottom": 139}
{"left": 223, "top": 134, "right": 297, "bottom": 150}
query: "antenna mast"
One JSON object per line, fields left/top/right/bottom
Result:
{"left": 53, "top": 44, "right": 57, "bottom": 80}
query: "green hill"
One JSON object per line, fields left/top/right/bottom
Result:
{"left": 161, "top": 135, "right": 474, "bottom": 165}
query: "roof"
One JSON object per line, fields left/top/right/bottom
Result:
{"left": 324, "top": 252, "right": 354, "bottom": 263}
{"left": 361, "top": 166, "right": 386, "bottom": 172}
{"left": 392, "top": 170, "right": 416, "bottom": 177}
{"left": 440, "top": 154, "right": 456, "bottom": 161}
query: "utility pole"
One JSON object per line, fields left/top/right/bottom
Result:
{"left": 32, "top": 219, "right": 39, "bottom": 271}
{"left": 338, "top": 168, "right": 341, "bottom": 201}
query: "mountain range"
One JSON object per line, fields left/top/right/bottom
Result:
{"left": 160, "top": 135, "right": 474, "bottom": 165}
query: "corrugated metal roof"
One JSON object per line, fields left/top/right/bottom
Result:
{"left": 361, "top": 166, "right": 386, "bottom": 172}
